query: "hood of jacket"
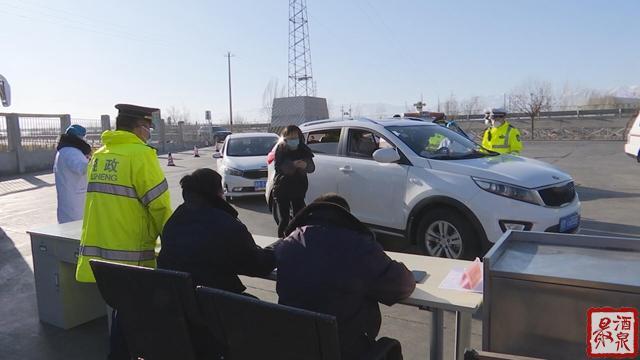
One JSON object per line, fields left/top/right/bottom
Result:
{"left": 284, "top": 202, "right": 372, "bottom": 237}
{"left": 182, "top": 191, "right": 239, "bottom": 218}
{"left": 57, "top": 133, "right": 92, "bottom": 155}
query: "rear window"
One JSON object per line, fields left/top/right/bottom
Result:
{"left": 306, "top": 129, "right": 341, "bottom": 154}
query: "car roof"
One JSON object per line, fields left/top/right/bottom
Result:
{"left": 299, "top": 117, "right": 436, "bottom": 130}
{"left": 226, "top": 132, "right": 278, "bottom": 139}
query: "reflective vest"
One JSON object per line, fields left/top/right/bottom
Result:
{"left": 481, "top": 121, "right": 523, "bottom": 154}
{"left": 75, "top": 130, "right": 172, "bottom": 282}
{"left": 427, "top": 133, "right": 447, "bottom": 151}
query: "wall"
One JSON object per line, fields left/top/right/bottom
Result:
{"left": 0, "top": 152, "right": 17, "bottom": 176}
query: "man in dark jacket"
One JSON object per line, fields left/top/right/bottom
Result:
{"left": 158, "top": 168, "right": 275, "bottom": 293}
{"left": 274, "top": 194, "right": 416, "bottom": 360}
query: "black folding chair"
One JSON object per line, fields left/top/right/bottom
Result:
{"left": 196, "top": 286, "right": 402, "bottom": 360}
{"left": 90, "top": 260, "right": 218, "bottom": 360}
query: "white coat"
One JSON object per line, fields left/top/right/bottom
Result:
{"left": 54, "top": 147, "right": 89, "bottom": 223}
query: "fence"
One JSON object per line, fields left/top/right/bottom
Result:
{"left": 72, "top": 118, "right": 105, "bottom": 148}
{"left": 0, "top": 113, "right": 104, "bottom": 176}
{"left": 449, "top": 107, "right": 637, "bottom": 122}
{"left": 18, "top": 116, "right": 65, "bottom": 150}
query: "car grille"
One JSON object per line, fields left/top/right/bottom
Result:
{"left": 538, "top": 181, "right": 576, "bottom": 207}
{"left": 242, "top": 169, "right": 268, "bottom": 179}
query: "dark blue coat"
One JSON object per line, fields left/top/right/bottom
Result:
{"left": 158, "top": 195, "right": 275, "bottom": 294}
{"left": 274, "top": 203, "right": 415, "bottom": 359}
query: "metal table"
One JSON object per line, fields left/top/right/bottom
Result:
{"left": 483, "top": 230, "right": 640, "bottom": 359}
{"left": 27, "top": 221, "right": 105, "bottom": 329}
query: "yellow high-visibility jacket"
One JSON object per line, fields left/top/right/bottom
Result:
{"left": 75, "top": 130, "right": 172, "bottom": 282}
{"left": 427, "top": 133, "right": 447, "bottom": 151}
{"left": 481, "top": 121, "right": 523, "bottom": 154}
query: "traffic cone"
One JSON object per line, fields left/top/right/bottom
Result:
{"left": 193, "top": 146, "right": 200, "bottom": 157}
{"left": 167, "top": 153, "right": 176, "bottom": 166}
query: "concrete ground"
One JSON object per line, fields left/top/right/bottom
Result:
{"left": 1, "top": 141, "right": 638, "bottom": 359}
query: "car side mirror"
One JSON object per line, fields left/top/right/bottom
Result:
{"left": 0, "top": 75, "right": 10, "bottom": 107}
{"left": 372, "top": 148, "right": 400, "bottom": 163}
{"left": 212, "top": 152, "right": 222, "bottom": 159}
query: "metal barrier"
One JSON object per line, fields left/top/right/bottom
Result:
{"left": 19, "top": 116, "right": 62, "bottom": 150}
{"left": 72, "top": 118, "right": 104, "bottom": 148}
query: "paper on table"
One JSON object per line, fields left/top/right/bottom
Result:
{"left": 438, "top": 268, "right": 483, "bottom": 293}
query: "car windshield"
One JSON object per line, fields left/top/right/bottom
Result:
{"left": 226, "top": 136, "right": 278, "bottom": 157}
{"left": 386, "top": 125, "right": 497, "bottom": 160}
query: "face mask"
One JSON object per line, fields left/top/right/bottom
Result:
{"left": 138, "top": 125, "right": 152, "bottom": 143}
{"left": 286, "top": 139, "right": 299, "bottom": 150}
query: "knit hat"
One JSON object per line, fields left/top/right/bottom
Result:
{"left": 65, "top": 124, "right": 87, "bottom": 138}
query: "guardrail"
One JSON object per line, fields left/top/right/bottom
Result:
{"left": 452, "top": 107, "right": 637, "bottom": 121}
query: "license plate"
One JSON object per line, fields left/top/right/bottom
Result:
{"left": 559, "top": 213, "right": 580, "bottom": 232}
{"left": 254, "top": 180, "right": 267, "bottom": 191}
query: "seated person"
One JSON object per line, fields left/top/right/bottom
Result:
{"left": 158, "top": 168, "right": 275, "bottom": 293}
{"left": 350, "top": 132, "right": 378, "bottom": 158}
{"left": 274, "top": 193, "right": 415, "bottom": 360}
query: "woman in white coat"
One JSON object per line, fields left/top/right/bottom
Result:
{"left": 53, "top": 125, "right": 92, "bottom": 223}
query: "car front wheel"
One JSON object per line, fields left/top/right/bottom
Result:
{"left": 417, "top": 208, "right": 478, "bottom": 260}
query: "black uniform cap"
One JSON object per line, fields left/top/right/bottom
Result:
{"left": 115, "top": 104, "right": 159, "bottom": 128}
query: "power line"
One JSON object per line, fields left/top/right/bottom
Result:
{"left": 0, "top": 1, "right": 172, "bottom": 48}
{"left": 1, "top": 0, "right": 168, "bottom": 43}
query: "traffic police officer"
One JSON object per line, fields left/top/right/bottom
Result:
{"left": 75, "top": 104, "right": 172, "bottom": 359}
{"left": 481, "top": 108, "right": 523, "bottom": 154}
{"left": 76, "top": 104, "right": 172, "bottom": 282}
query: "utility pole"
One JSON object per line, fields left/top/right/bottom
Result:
{"left": 225, "top": 51, "right": 234, "bottom": 131}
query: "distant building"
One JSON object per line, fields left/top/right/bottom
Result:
{"left": 270, "top": 96, "right": 329, "bottom": 133}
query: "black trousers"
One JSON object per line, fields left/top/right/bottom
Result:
{"left": 276, "top": 196, "right": 306, "bottom": 238}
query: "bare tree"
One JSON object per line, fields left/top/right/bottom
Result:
{"left": 165, "top": 106, "right": 191, "bottom": 124}
{"left": 375, "top": 104, "right": 387, "bottom": 119}
{"left": 262, "top": 78, "right": 286, "bottom": 121}
{"left": 442, "top": 93, "right": 459, "bottom": 119}
{"left": 509, "top": 81, "right": 554, "bottom": 139}
{"left": 181, "top": 106, "right": 191, "bottom": 124}
{"left": 234, "top": 113, "right": 247, "bottom": 125}
{"left": 460, "top": 96, "right": 482, "bottom": 119}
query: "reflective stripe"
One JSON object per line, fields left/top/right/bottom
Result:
{"left": 140, "top": 179, "right": 168, "bottom": 206}
{"left": 493, "top": 126, "right": 512, "bottom": 149}
{"left": 80, "top": 245, "right": 155, "bottom": 262}
{"left": 87, "top": 182, "right": 138, "bottom": 199}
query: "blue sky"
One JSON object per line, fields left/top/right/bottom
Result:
{"left": 1, "top": 0, "right": 639, "bottom": 121}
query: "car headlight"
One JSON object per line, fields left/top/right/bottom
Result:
{"left": 472, "top": 177, "right": 542, "bottom": 206}
{"left": 224, "top": 167, "right": 243, "bottom": 176}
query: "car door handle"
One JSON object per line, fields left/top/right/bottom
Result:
{"left": 339, "top": 166, "right": 353, "bottom": 173}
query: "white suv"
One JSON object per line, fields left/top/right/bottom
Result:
{"left": 624, "top": 111, "right": 640, "bottom": 160}
{"left": 266, "top": 118, "right": 581, "bottom": 259}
